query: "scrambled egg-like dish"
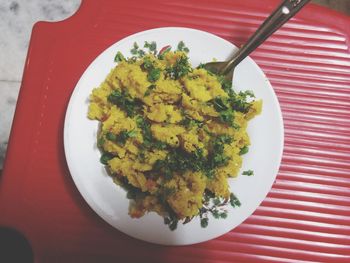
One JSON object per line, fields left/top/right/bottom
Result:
{"left": 88, "top": 42, "right": 262, "bottom": 229}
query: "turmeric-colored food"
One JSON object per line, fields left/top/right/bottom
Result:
{"left": 88, "top": 41, "right": 262, "bottom": 230}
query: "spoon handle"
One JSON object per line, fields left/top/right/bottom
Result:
{"left": 222, "top": 0, "right": 311, "bottom": 75}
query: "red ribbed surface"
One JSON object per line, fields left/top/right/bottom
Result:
{"left": 1, "top": 0, "right": 349, "bottom": 262}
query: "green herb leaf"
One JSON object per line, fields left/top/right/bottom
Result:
{"left": 212, "top": 97, "right": 229, "bottom": 111}
{"left": 144, "top": 41, "right": 157, "bottom": 54}
{"left": 153, "top": 159, "right": 165, "bottom": 171}
{"left": 126, "top": 190, "right": 136, "bottom": 199}
{"left": 228, "top": 90, "right": 255, "bottom": 113}
{"left": 165, "top": 55, "right": 192, "bottom": 79}
{"left": 116, "top": 130, "right": 137, "bottom": 146}
{"left": 211, "top": 97, "right": 240, "bottom": 127}
{"left": 137, "top": 49, "right": 145, "bottom": 57}
{"left": 219, "top": 110, "right": 234, "bottom": 125}
{"left": 97, "top": 137, "right": 105, "bottom": 147}
{"left": 136, "top": 116, "right": 153, "bottom": 147}
{"left": 217, "top": 75, "right": 233, "bottom": 95}
{"left": 114, "top": 51, "right": 125, "bottom": 62}
{"left": 180, "top": 115, "right": 203, "bottom": 128}
{"left": 239, "top": 146, "right": 249, "bottom": 155}
{"left": 169, "top": 220, "right": 178, "bottom": 231}
{"left": 204, "top": 134, "right": 233, "bottom": 176}
{"left": 100, "top": 152, "right": 114, "bottom": 165}
{"left": 242, "top": 170, "right": 254, "bottom": 176}
{"left": 153, "top": 140, "right": 168, "bottom": 150}
{"left": 220, "top": 212, "right": 228, "bottom": 219}
{"left": 144, "top": 84, "right": 155, "bottom": 96}
{"left": 212, "top": 210, "right": 220, "bottom": 219}
{"left": 213, "top": 198, "right": 221, "bottom": 206}
{"left": 148, "top": 68, "right": 161, "bottom": 82}
{"left": 164, "top": 214, "right": 178, "bottom": 231}
{"left": 177, "top": 41, "right": 189, "bottom": 53}
{"left": 230, "top": 193, "right": 241, "bottom": 207}
{"left": 216, "top": 134, "right": 233, "bottom": 144}
{"left": 130, "top": 42, "right": 139, "bottom": 55}
{"left": 108, "top": 90, "right": 142, "bottom": 117}
{"left": 106, "top": 132, "right": 117, "bottom": 141}
{"left": 142, "top": 57, "right": 154, "bottom": 70}
{"left": 196, "top": 63, "right": 205, "bottom": 69}
{"left": 200, "top": 217, "right": 209, "bottom": 228}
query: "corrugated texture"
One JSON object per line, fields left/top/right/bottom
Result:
{"left": 0, "top": 0, "right": 349, "bottom": 262}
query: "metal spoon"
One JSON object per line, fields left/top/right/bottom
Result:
{"left": 203, "top": 0, "right": 311, "bottom": 81}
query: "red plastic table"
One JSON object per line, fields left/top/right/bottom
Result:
{"left": 1, "top": 0, "right": 350, "bottom": 262}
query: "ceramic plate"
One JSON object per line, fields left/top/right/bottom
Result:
{"left": 64, "top": 27, "right": 284, "bottom": 245}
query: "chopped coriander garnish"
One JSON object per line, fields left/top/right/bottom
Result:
{"left": 211, "top": 96, "right": 237, "bottom": 127}
{"left": 164, "top": 214, "right": 178, "bottom": 231}
{"left": 213, "top": 198, "right": 221, "bottom": 206}
{"left": 142, "top": 57, "right": 153, "bottom": 70}
{"left": 177, "top": 41, "right": 189, "bottom": 53}
{"left": 165, "top": 55, "right": 192, "bottom": 79}
{"left": 219, "top": 110, "right": 234, "bottom": 125}
{"left": 130, "top": 42, "right": 146, "bottom": 58}
{"left": 220, "top": 212, "right": 228, "bottom": 219}
{"left": 205, "top": 134, "right": 233, "bottom": 175}
{"left": 152, "top": 134, "right": 233, "bottom": 180}
{"left": 105, "top": 130, "right": 137, "bottom": 146}
{"left": 116, "top": 130, "right": 137, "bottom": 146}
{"left": 126, "top": 190, "right": 136, "bottom": 200}
{"left": 153, "top": 140, "right": 168, "bottom": 150}
{"left": 212, "top": 210, "right": 220, "bottom": 219}
{"left": 114, "top": 51, "right": 125, "bottom": 62}
{"left": 137, "top": 49, "right": 145, "bottom": 57}
{"left": 148, "top": 68, "right": 161, "bottom": 82}
{"left": 141, "top": 57, "right": 161, "bottom": 82}
{"left": 136, "top": 116, "right": 153, "bottom": 147}
{"left": 180, "top": 115, "right": 203, "bottom": 128}
{"left": 97, "top": 137, "right": 105, "bottom": 147}
{"left": 144, "top": 41, "right": 157, "bottom": 54}
{"left": 144, "top": 84, "right": 155, "bottom": 96}
{"left": 196, "top": 63, "right": 205, "bottom": 69}
{"left": 230, "top": 193, "right": 241, "bottom": 207}
{"left": 239, "top": 146, "right": 249, "bottom": 155}
{"left": 152, "top": 148, "right": 206, "bottom": 179}
{"left": 228, "top": 90, "right": 255, "bottom": 113}
{"left": 106, "top": 131, "right": 117, "bottom": 141}
{"left": 100, "top": 152, "right": 114, "bottom": 165}
{"left": 217, "top": 75, "right": 234, "bottom": 95}
{"left": 130, "top": 42, "right": 139, "bottom": 55}
{"left": 200, "top": 217, "right": 209, "bottom": 228}
{"left": 212, "top": 96, "right": 229, "bottom": 111}
{"left": 108, "top": 90, "right": 142, "bottom": 117}
{"left": 242, "top": 170, "right": 254, "bottom": 176}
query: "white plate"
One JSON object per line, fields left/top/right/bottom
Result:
{"left": 64, "top": 27, "right": 284, "bottom": 245}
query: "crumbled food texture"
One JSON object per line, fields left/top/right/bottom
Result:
{"left": 88, "top": 43, "right": 262, "bottom": 227}
{"left": 165, "top": 171, "right": 207, "bottom": 218}
{"left": 180, "top": 130, "right": 205, "bottom": 153}
{"left": 151, "top": 124, "right": 185, "bottom": 147}
{"left": 206, "top": 172, "right": 231, "bottom": 199}
{"left": 146, "top": 104, "right": 182, "bottom": 123}
{"left": 114, "top": 61, "right": 151, "bottom": 99}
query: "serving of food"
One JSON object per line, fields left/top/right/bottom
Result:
{"left": 88, "top": 41, "right": 262, "bottom": 230}
{"left": 64, "top": 27, "right": 283, "bottom": 245}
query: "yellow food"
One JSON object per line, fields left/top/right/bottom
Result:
{"left": 88, "top": 43, "right": 262, "bottom": 228}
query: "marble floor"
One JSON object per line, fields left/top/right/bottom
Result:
{"left": 0, "top": 0, "right": 349, "bottom": 169}
{"left": 0, "top": 0, "right": 81, "bottom": 168}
